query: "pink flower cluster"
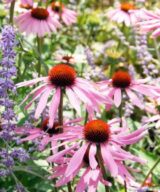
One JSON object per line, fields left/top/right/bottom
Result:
{"left": 16, "top": 60, "right": 160, "bottom": 191}
{"left": 107, "top": 1, "right": 160, "bottom": 38}
{"left": 13, "top": 0, "right": 160, "bottom": 191}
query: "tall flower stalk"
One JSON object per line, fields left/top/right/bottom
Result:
{"left": 0, "top": 25, "right": 17, "bottom": 141}
{"left": 37, "top": 36, "right": 43, "bottom": 77}
{"left": 0, "top": 25, "right": 29, "bottom": 180}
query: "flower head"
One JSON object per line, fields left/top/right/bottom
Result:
{"left": 49, "top": 1, "right": 77, "bottom": 26}
{"left": 108, "top": 2, "right": 140, "bottom": 26}
{"left": 47, "top": 118, "right": 147, "bottom": 190}
{"left": 15, "top": 7, "right": 61, "bottom": 37}
{"left": 48, "top": 64, "right": 76, "bottom": 87}
{"left": 31, "top": 7, "right": 49, "bottom": 20}
{"left": 17, "top": 64, "right": 109, "bottom": 127}
{"left": 98, "top": 69, "right": 160, "bottom": 108}
{"left": 16, "top": 117, "right": 80, "bottom": 151}
{"left": 84, "top": 120, "right": 110, "bottom": 143}
{"left": 112, "top": 70, "right": 131, "bottom": 88}
{"left": 51, "top": 1, "right": 64, "bottom": 13}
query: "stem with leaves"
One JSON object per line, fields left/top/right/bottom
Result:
{"left": 58, "top": 88, "right": 72, "bottom": 192}
{"left": 37, "top": 36, "right": 43, "bottom": 77}
{"left": 142, "top": 158, "right": 160, "bottom": 187}
{"left": 153, "top": 38, "right": 160, "bottom": 65}
{"left": 119, "top": 101, "right": 127, "bottom": 192}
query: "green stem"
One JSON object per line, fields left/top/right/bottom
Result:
{"left": 60, "top": 0, "right": 63, "bottom": 20}
{"left": 142, "top": 158, "right": 160, "bottom": 187}
{"left": 84, "top": 110, "right": 88, "bottom": 125}
{"left": 16, "top": 53, "right": 22, "bottom": 81}
{"left": 109, "top": 62, "right": 114, "bottom": 78}
{"left": 119, "top": 102, "right": 123, "bottom": 126}
{"left": 153, "top": 38, "right": 160, "bottom": 64}
{"left": 37, "top": 36, "right": 43, "bottom": 77}
{"left": 67, "top": 182, "right": 72, "bottom": 192}
{"left": 97, "top": 145, "right": 110, "bottom": 192}
{"left": 58, "top": 89, "right": 72, "bottom": 192}
{"left": 124, "top": 180, "right": 127, "bottom": 192}
{"left": 119, "top": 99, "right": 128, "bottom": 192}
{"left": 9, "top": 0, "right": 16, "bottom": 25}
{"left": 11, "top": 171, "right": 30, "bottom": 192}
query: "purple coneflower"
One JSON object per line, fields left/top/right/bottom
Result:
{"left": 17, "top": 64, "right": 110, "bottom": 127}
{"left": 98, "top": 70, "right": 160, "bottom": 108}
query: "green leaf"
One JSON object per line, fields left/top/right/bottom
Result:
{"left": 133, "top": 149, "right": 160, "bottom": 175}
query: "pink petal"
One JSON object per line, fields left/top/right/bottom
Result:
{"left": 114, "top": 88, "right": 121, "bottom": 107}
{"left": 76, "top": 168, "right": 89, "bottom": 192}
{"left": 145, "top": 114, "right": 160, "bottom": 123}
{"left": 21, "top": 133, "right": 41, "bottom": 142}
{"left": 72, "top": 86, "right": 92, "bottom": 105}
{"left": 16, "top": 77, "right": 48, "bottom": 88}
{"left": 89, "top": 144, "right": 98, "bottom": 169}
{"left": 49, "top": 88, "right": 61, "bottom": 128}
{"left": 119, "top": 127, "right": 146, "bottom": 140}
{"left": 35, "top": 87, "right": 52, "bottom": 119}
{"left": 66, "top": 88, "right": 81, "bottom": 115}
{"left": 20, "top": 83, "right": 47, "bottom": 106}
{"left": 65, "top": 143, "right": 89, "bottom": 177}
{"left": 40, "top": 136, "right": 50, "bottom": 147}
{"left": 47, "top": 144, "right": 77, "bottom": 162}
{"left": 101, "top": 144, "right": 118, "bottom": 177}
{"left": 126, "top": 89, "right": 144, "bottom": 109}
{"left": 131, "top": 85, "right": 157, "bottom": 98}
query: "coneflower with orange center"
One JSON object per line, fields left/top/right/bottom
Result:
{"left": 15, "top": 7, "right": 61, "bottom": 37}
{"left": 17, "top": 64, "right": 110, "bottom": 127}
{"left": 98, "top": 69, "right": 160, "bottom": 108}
{"left": 47, "top": 118, "right": 147, "bottom": 190}
{"left": 15, "top": 117, "right": 81, "bottom": 151}
{"left": 107, "top": 2, "right": 140, "bottom": 26}
{"left": 48, "top": 1, "right": 77, "bottom": 26}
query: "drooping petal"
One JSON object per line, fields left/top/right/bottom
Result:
{"left": 89, "top": 144, "right": 98, "bottom": 169}
{"left": 16, "top": 77, "right": 48, "bottom": 87}
{"left": 101, "top": 144, "right": 118, "bottom": 177}
{"left": 66, "top": 88, "right": 81, "bottom": 115}
{"left": 48, "top": 88, "right": 61, "bottom": 127}
{"left": 126, "top": 89, "right": 144, "bottom": 109}
{"left": 65, "top": 143, "right": 89, "bottom": 177}
{"left": 20, "top": 83, "right": 47, "bottom": 106}
{"left": 47, "top": 144, "right": 77, "bottom": 162}
{"left": 76, "top": 168, "right": 90, "bottom": 192}
{"left": 35, "top": 86, "right": 53, "bottom": 119}
{"left": 21, "top": 133, "right": 41, "bottom": 142}
{"left": 114, "top": 88, "right": 122, "bottom": 107}
{"left": 72, "top": 86, "right": 92, "bottom": 105}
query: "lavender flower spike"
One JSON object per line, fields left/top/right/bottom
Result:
{"left": 0, "top": 25, "right": 17, "bottom": 141}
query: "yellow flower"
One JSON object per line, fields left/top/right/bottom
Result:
{"left": 106, "top": 48, "right": 123, "bottom": 59}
